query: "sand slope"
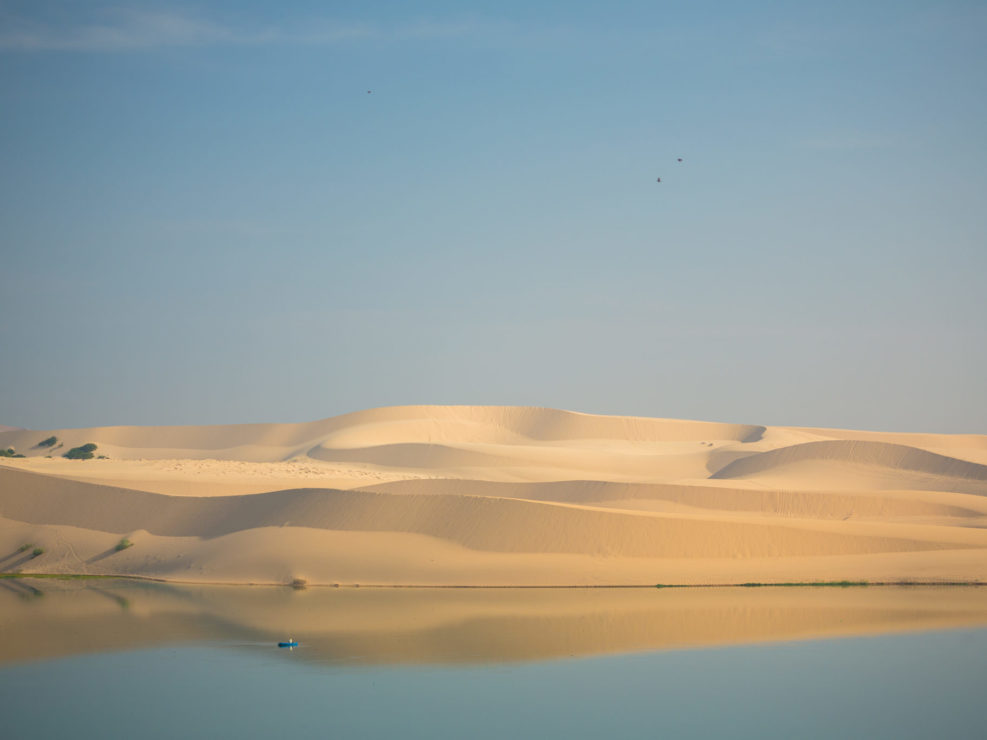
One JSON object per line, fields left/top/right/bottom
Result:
{"left": 1, "top": 405, "right": 985, "bottom": 585}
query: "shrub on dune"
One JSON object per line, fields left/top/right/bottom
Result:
{"left": 64, "top": 443, "right": 98, "bottom": 460}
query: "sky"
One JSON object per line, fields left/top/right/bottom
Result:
{"left": 1, "top": 0, "right": 985, "bottom": 433}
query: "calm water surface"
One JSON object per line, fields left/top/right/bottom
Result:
{"left": 1, "top": 580, "right": 986, "bottom": 739}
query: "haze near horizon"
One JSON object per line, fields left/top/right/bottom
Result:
{"left": 1, "top": 0, "right": 985, "bottom": 433}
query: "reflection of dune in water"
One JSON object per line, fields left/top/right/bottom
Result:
{"left": 2, "top": 580, "right": 987, "bottom": 666}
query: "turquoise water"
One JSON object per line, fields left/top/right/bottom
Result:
{"left": 2, "top": 627, "right": 986, "bottom": 739}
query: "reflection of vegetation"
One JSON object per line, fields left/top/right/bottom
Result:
{"left": 0, "top": 447, "right": 25, "bottom": 457}
{"left": 15, "top": 582, "right": 44, "bottom": 599}
{"left": 739, "top": 581, "right": 869, "bottom": 588}
{"left": 64, "top": 443, "right": 97, "bottom": 460}
{"left": 37, "top": 436, "right": 58, "bottom": 448}
{"left": 656, "top": 581, "right": 873, "bottom": 588}
{"left": 91, "top": 587, "right": 130, "bottom": 610}
{"left": 0, "top": 573, "right": 121, "bottom": 580}
{"left": 115, "top": 538, "right": 134, "bottom": 552}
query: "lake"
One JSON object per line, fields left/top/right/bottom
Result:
{"left": 2, "top": 580, "right": 986, "bottom": 739}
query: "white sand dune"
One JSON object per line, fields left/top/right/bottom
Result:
{"left": 711, "top": 439, "right": 987, "bottom": 481}
{"left": 0, "top": 406, "right": 762, "bottom": 460}
{"left": 1, "top": 405, "right": 985, "bottom": 585}
{"left": 361, "top": 478, "right": 987, "bottom": 521}
{"left": 709, "top": 440, "right": 987, "bottom": 496}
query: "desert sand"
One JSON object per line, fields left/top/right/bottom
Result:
{"left": 1, "top": 405, "right": 985, "bottom": 586}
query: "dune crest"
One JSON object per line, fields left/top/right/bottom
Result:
{"left": 711, "top": 440, "right": 987, "bottom": 482}
{"left": 1, "top": 405, "right": 985, "bottom": 585}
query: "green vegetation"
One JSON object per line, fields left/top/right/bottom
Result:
{"left": 115, "top": 538, "right": 134, "bottom": 552}
{"left": 64, "top": 442, "right": 98, "bottom": 460}
{"left": 738, "top": 581, "right": 869, "bottom": 588}
{"left": 0, "top": 447, "right": 25, "bottom": 457}
{"left": 31, "top": 547, "right": 45, "bottom": 558}
{"left": 290, "top": 577, "right": 308, "bottom": 590}
{"left": 17, "top": 543, "right": 33, "bottom": 553}
{"left": 37, "top": 436, "right": 58, "bottom": 448}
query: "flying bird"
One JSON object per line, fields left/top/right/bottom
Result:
{"left": 656, "top": 177, "right": 661, "bottom": 183}
{"left": 677, "top": 158, "right": 683, "bottom": 162}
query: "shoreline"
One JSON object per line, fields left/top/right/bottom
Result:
{"left": 2, "top": 572, "right": 985, "bottom": 589}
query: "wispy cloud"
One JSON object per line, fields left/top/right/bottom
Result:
{"left": 0, "top": 8, "right": 475, "bottom": 52}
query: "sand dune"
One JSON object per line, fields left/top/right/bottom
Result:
{"left": 710, "top": 440, "right": 987, "bottom": 495}
{"left": 0, "top": 406, "right": 763, "bottom": 461}
{"left": 793, "top": 426, "right": 987, "bottom": 462}
{"left": 711, "top": 439, "right": 987, "bottom": 481}
{"left": 1, "top": 405, "right": 985, "bottom": 585}
{"left": 1, "top": 467, "right": 969, "bottom": 560}
{"left": 361, "top": 478, "right": 987, "bottom": 521}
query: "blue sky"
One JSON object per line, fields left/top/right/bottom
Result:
{"left": 1, "top": 1, "right": 985, "bottom": 432}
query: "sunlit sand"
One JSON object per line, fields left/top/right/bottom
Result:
{"left": 1, "top": 405, "right": 985, "bottom": 586}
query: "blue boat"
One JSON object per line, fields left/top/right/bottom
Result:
{"left": 278, "top": 640, "right": 298, "bottom": 648}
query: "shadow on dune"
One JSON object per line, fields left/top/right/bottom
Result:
{"left": 741, "top": 426, "right": 767, "bottom": 443}
{"left": 87, "top": 547, "right": 126, "bottom": 565}
{"left": 0, "top": 550, "right": 41, "bottom": 573}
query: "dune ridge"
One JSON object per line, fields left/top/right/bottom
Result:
{"left": 1, "top": 405, "right": 986, "bottom": 585}
{"left": 711, "top": 440, "right": 987, "bottom": 482}
{"left": 0, "top": 467, "right": 964, "bottom": 559}
{"left": 0, "top": 406, "right": 764, "bottom": 459}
